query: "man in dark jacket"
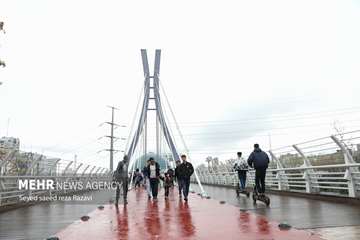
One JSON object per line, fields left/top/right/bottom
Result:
{"left": 174, "top": 160, "right": 182, "bottom": 197}
{"left": 247, "top": 144, "right": 270, "bottom": 195}
{"left": 114, "top": 155, "right": 129, "bottom": 206}
{"left": 146, "top": 157, "right": 160, "bottom": 200}
{"left": 177, "top": 154, "right": 194, "bottom": 202}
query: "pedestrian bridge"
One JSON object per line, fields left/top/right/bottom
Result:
{"left": 0, "top": 183, "right": 360, "bottom": 240}
{"left": 1, "top": 130, "right": 359, "bottom": 239}
{"left": 1, "top": 49, "right": 360, "bottom": 239}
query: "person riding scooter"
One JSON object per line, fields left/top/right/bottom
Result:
{"left": 233, "top": 152, "right": 249, "bottom": 192}
{"left": 247, "top": 144, "right": 269, "bottom": 197}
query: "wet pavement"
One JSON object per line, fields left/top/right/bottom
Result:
{"left": 0, "top": 190, "right": 116, "bottom": 240}
{"left": 312, "top": 226, "right": 360, "bottom": 240}
{"left": 191, "top": 184, "right": 360, "bottom": 229}
{"left": 0, "top": 185, "right": 359, "bottom": 239}
{"left": 56, "top": 189, "right": 322, "bottom": 240}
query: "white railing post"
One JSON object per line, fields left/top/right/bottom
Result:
{"left": 62, "top": 161, "right": 74, "bottom": 176}
{"left": 88, "top": 166, "right": 97, "bottom": 178}
{"left": 269, "top": 151, "right": 288, "bottom": 191}
{"left": 48, "top": 158, "right": 61, "bottom": 176}
{"left": 81, "top": 165, "right": 91, "bottom": 177}
{"left": 97, "top": 168, "right": 105, "bottom": 178}
{"left": 73, "top": 163, "right": 83, "bottom": 176}
{"left": 93, "top": 167, "right": 102, "bottom": 178}
{"left": 331, "top": 135, "right": 358, "bottom": 198}
{"left": 103, "top": 169, "right": 110, "bottom": 177}
{"left": 293, "top": 145, "right": 316, "bottom": 193}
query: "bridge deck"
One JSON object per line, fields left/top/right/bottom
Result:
{"left": 1, "top": 185, "right": 360, "bottom": 239}
{"left": 55, "top": 189, "right": 322, "bottom": 240}
{"left": 191, "top": 184, "right": 360, "bottom": 229}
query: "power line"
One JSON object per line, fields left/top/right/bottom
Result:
{"left": 165, "top": 106, "right": 360, "bottom": 126}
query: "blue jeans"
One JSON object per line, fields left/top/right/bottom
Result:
{"left": 149, "top": 178, "right": 159, "bottom": 198}
{"left": 179, "top": 178, "right": 190, "bottom": 199}
{"left": 237, "top": 171, "right": 247, "bottom": 190}
{"left": 177, "top": 178, "right": 182, "bottom": 195}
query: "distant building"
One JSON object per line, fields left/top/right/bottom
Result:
{"left": 14, "top": 152, "right": 58, "bottom": 175}
{"left": 36, "top": 156, "right": 58, "bottom": 175}
{"left": 0, "top": 137, "right": 20, "bottom": 150}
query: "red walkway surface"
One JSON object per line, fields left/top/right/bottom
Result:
{"left": 56, "top": 189, "right": 324, "bottom": 240}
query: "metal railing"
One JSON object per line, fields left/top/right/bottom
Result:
{"left": 192, "top": 131, "right": 360, "bottom": 198}
{"left": 0, "top": 151, "right": 111, "bottom": 207}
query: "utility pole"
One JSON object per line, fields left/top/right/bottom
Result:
{"left": 98, "top": 106, "right": 126, "bottom": 172}
{"left": 109, "top": 106, "right": 116, "bottom": 172}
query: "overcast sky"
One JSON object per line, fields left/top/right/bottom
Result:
{"left": 0, "top": 0, "right": 360, "bottom": 168}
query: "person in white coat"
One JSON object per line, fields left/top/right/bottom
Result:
{"left": 233, "top": 152, "right": 248, "bottom": 191}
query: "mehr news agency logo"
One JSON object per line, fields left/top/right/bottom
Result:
{"left": 17, "top": 179, "right": 119, "bottom": 202}
{"left": 18, "top": 179, "right": 119, "bottom": 191}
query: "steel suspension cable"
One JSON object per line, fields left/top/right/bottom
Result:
{"left": 125, "top": 85, "right": 145, "bottom": 153}
{"left": 159, "top": 81, "right": 207, "bottom": 197}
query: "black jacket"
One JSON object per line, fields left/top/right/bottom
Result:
{"left": 177, "top": 161, "right": 194, "bottom": 179}
{"left": 247, "top": 148, "right": 270, "bottom": 169}
{"left": 159, "top": 175, "right": 172, "bottom": 187}
{"left": 175, "top": 166, "right": 180, "bottom": 179}
{"left": 146, "top": 162, "right": 160, "bottom": 179}
{"left": 114, "top": 160, "right": 129, "bottom": 181}
{"left": 142, "top": 166, "right": 149, "bottom": 178}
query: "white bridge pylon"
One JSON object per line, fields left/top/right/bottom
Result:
{"left": 125, "top": 49, "right": 207, "bottom": 197}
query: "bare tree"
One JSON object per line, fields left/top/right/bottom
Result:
{"left": 0, "top": 22, "right": 5, "bottom": 33}
{"left": 0, "top": 21, "right": 5, "bottom": 68}
{"left": 333, "top": 120, "right": 355, "bottom": 154}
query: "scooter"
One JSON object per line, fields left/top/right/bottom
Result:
{"left": 235, "top": 183, "right": 250, "bottom": 198}
{"left": 252, "top": 186, "right": 270, "bottom": 206}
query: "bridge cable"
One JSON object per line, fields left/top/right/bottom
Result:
{"left": 159, "top": 81, "right": 208, "bottom": 197}
{"left": 125, "top": 85, "right": 145, "bottom": 153}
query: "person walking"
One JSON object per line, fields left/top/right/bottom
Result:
{"left": 160, "top": 172, "right": 172, "bottom": 199}
{"left": 146, "top": 157, "right": 160, "bottom": 200}
{"left": 247, "top": 144, "right": 270, "bottom": 196}
{"left": 174, "top": 160, "right": 182, "bottom": 197}
{"left": 142, "top": 159, "right": 153, "bottom": 200}
{"left": 233, "top": 152, "right": 248, "bottom": 191}
{"left": 167, "top": 168, "right": 175, "bottom": 187}
{"left": 178, "top": 155, "right": 194, "bottom": 202}
{"left": 134, "top": 168, "right": 143, "bottom": 189}
{"left": 114, "top": 155, "right": 129, "bottom": 206}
